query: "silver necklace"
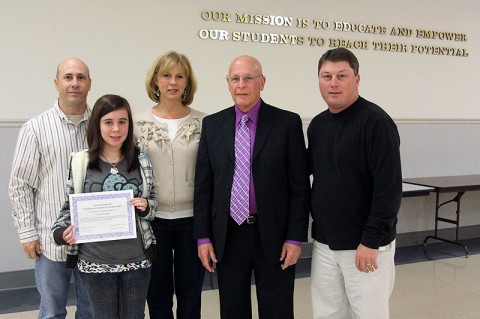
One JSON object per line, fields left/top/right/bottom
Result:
{"left": 101, "top": 155, "right": 123, "bottom": 175}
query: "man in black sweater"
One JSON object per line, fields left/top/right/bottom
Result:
{"left": 308, "top": 48, "right": 402, "bottom": 319}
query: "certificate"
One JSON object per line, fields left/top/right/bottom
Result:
{"left": 70, "top": 189, "right": 137, "bottom": 243}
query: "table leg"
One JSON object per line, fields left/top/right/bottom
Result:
{"left": 423, "top": 192, "right": 468, "bottom": 256}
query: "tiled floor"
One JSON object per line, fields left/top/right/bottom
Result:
{"left": 1, "top": 238, "right": 479, "bottom": 318}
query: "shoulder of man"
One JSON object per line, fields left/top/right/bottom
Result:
{"left": 357, "top": 96, "right": 395, "bottom": 122}
{"left": 19, "top": 106, "right": 60, "bottom": 136}
{"left": 260, "top": 101, "right": 303, "bottom": 124}
{"left": 203, "top": 106, "right": 234, "bottom": 122}
{"left": 26, "top": 105, "right": 57, "bottom": 122}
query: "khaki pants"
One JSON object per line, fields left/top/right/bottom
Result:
{"left": 311, "top": 240, "right": 396, "bottom": 319}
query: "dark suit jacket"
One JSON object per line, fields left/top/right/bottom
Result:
{"left": 193, "top": 101, "right": 310, "bottom": 265}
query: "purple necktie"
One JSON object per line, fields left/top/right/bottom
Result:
{"left": 230, "top": 114, "right": 251, "bottom": 225}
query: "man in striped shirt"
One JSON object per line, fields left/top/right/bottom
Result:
{"left": 9, "top": 57, "right": 94, "bottom": 318}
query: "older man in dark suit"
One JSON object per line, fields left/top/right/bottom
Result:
{"left": 193, "top": 55, "right": 310, "bottom": 319}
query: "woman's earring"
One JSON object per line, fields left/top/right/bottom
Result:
{"left": 182, "top": 90, "right": 187, "bottom": 101}
{"left": 155, "top": 87, "right": 160, "bottom": 98}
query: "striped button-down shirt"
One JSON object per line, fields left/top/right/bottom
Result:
{"left": 9, "top": 100, "right": 90, "bottom": 262}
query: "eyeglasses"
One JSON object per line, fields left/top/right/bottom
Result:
{"left": 226, "top": 74, "right": 263, "bottom": 84}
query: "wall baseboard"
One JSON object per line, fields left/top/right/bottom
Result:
{"left": 0, "top": 269, "right": 35, "bottom": 291}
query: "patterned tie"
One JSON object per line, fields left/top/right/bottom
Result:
{"left": 230, "top": 114, "right": 251, "bottom": 225}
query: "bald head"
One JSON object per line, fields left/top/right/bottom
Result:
{"left": 54, "top": 57, "right": 92, "bottom": 114}
{"left": 56, "top": 57, "right": 90, "bottom": 80}
{"left": 229, "top": 55, "right": 263, "bottom": 76}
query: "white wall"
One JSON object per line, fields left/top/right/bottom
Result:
{"left": 0, "top": 0, "right": 479, "bottom": 122}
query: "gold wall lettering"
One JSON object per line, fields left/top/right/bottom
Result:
{"left": 199, "top": 10, "right": 469, "bottom": 58}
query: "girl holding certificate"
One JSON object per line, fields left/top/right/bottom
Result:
{"left": 51, "top": 94, "right": 157, "bottom": 319}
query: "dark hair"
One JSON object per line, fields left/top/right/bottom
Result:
{"left": 87, "top": 94, "right": 139, "bottom": 172}
{"left": 317, "top": 48, "right": 359, "bottom": 75}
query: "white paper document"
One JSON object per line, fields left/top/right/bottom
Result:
{"left": 70, "top": 190, "right": 137, "bottom": 243}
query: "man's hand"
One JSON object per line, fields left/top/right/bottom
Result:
{"left": 198, "top": 243, "right": 217, "bottom": 273}
{"left": 355, "top": 243, "right": 378, "bottom": 273}
{"left": 22, "top": 240, "right": 41, "bottom": 259}
{"left": 280, "top": 242, "right": 301, "bottom": 270}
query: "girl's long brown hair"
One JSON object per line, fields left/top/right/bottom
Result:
{"left": 87, "top": 94, "right": 139, "bottom": 172}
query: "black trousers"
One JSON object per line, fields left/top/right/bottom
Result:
{"left": 216, "top": 217, "right": 296, "bottom": 319}
{"left": 147, "top": 217, "right": 204, "bottom": 319}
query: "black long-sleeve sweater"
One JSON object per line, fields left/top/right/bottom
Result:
{"left": 307, "top": 96, "right": 402, "bottom": 250}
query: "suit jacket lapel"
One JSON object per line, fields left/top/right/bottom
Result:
{"left": 222, "top": 107, "right": 236, "bottom": 161}
{"left": 253, "top": 102, "right": 273, "bottom": 161}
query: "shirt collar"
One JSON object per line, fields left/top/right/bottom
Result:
{"left": 54, "top": 98, "right": 91, "bottom": 123}
{"left": 234, "top": 99, "right": 261, "bottom": 125}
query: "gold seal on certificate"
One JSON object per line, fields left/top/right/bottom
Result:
{"left": 70, "top": 189, "right": 137, "bottom": 243}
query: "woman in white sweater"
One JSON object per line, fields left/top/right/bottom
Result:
{"left": 134, "top": 51, "right": 207, "bottom": 319}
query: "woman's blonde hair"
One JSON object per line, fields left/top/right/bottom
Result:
{"left": 145, "top": 51, "right": 197, "bottom": 106}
